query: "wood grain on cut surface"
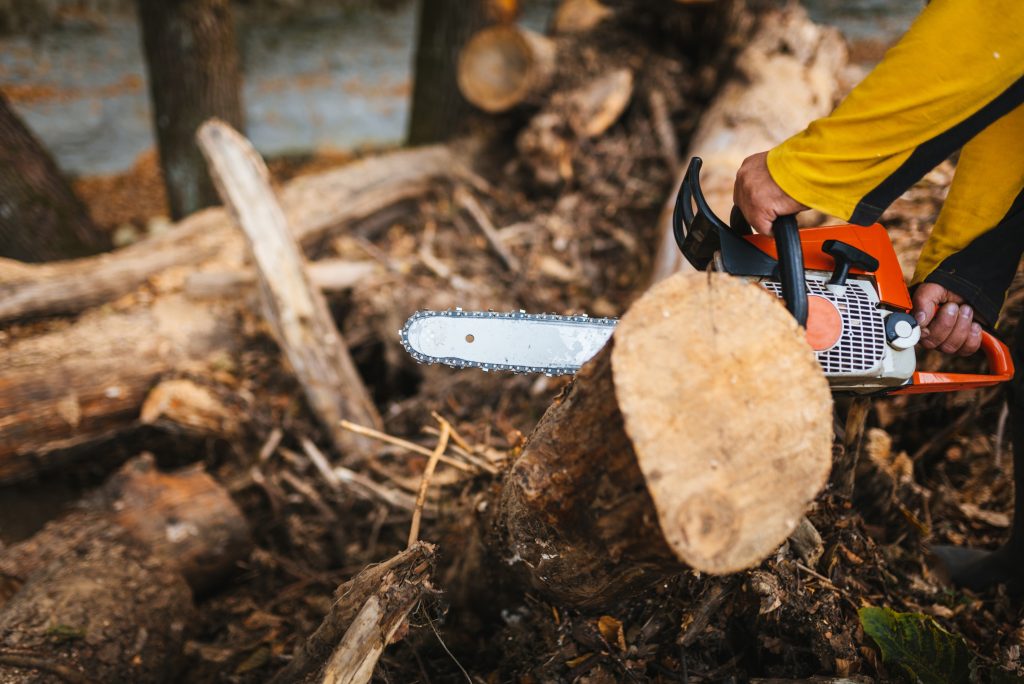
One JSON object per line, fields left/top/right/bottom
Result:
{"left": 612, "top": 271, "right": 833, "bottom": 574}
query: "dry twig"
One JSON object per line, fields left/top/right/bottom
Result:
{"left": 408, "top": 415, "right": 452, "bottom": 547}
{"left": 339, "top": 420, "right": 476, "bottom": 473}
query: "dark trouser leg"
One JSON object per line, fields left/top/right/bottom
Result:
{"left": 931, "top": 323, "right": 1024, "bottom": 596}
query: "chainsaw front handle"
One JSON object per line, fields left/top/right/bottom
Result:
{"left": 891, "top": 330, "right": 1015, "bottom": 395}
{"left": 674, "top": 157, "right": 808, "bottom": 326}
{"left": 771, "top": 215, "right": 807, "bottom": 327}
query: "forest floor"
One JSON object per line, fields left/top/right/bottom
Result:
{"left": 9, "top": 12, "right": 1024, "bottom": 684}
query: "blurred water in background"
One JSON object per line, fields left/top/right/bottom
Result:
{"left": 0, "top": 0, "right": 923, "bottom": 177}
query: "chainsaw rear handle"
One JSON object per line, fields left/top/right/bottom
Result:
{"left": 890, "top": 330, "right": 1015, "bottom": 395}
{"left": 673, "top": 157, "right": 808, "bottom": 326}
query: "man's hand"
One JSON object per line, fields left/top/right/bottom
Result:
{"left": 912, "top": 282, "right": 982, "bottom": 356}
{"left": 733, "top": 152, "right": 809, "bottom": 235}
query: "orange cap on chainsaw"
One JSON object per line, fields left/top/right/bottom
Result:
{"left": 805, "top": 295, "right": 842, "bottom": 352}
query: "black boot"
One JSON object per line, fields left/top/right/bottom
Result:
{"left": 931, "top": 322, "right": 1024, "bottom": 598}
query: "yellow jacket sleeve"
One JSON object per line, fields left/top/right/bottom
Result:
{"left": 765, "top": 0, "right": 1024, "bottom": 227}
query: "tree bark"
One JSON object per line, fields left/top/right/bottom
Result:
{"left": 0, "top": 93, "right": 108, "bottom": 262}
{"left": 0, "top": 145, "right": 466, "bottom": 482}
{"left": 407, "top": 0, "right": 501, "bottom": 144}
{"left": 0, "top": 454, "right": 250, "bottom": 683}
{"left": 495, "top": 272, "right": 833, "bottom": 608}
{"left": 136, "top": 0, "right": 244, "bottom": 219}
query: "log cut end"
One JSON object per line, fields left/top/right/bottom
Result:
{"left": 457, "top": 25, "right": 555, "bottom": 113}
{"left": 612, "top": 272, "right": 833, "bottom": 574}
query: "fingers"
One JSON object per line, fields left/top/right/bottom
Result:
{"left": 921, "top": 302, "right": 959, "bottom": 349}
{"left": 936, "top": 304, "right": 973, "bottom": 354}
{"left": 911, "top": 284, "right": 942, "bottom": 329}
{"left": 732, "top": 152, "right": 808, "bottom": 235}
{"left": 921, "top": 301, "right": 982, "bottom": 356}
{"left": 958, "top": 323, "right": 983, "bottom": 357}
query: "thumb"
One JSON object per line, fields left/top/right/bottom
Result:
{"left": 912, "top": 285, "right": 944, "bottom": 328}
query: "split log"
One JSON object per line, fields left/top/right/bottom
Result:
{"left": 650, "top": 6, "right": 848, "bottom": 282}
{"left": 269, "top": 543, "right": 435, "bottom": 684}
{"left": 495, "top": 272, "right": 833, "bottom": 608}
{"left": 0, "top": 454, "right": 251, "bottom": 682}
{"left": 457, "top": 24, "right": 556, "bottom": 113}
{"left": 197, "top": 119, "right": 382, "bottom": 462}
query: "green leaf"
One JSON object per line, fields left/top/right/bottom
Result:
{"left": 859, "top": 606, "right": 973, "bottom": 684}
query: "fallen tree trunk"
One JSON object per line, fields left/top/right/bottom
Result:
{"left": 0, "top": 296, "right": 238, "bottom": 482}
{"left": 494, "top": 272, "right": 833, "bottom": 608}
{"left": 0, "top": 145, "right": 463, "bottom": 481}
{"left": 0, "top": 144, "right": 462, "bottom": 324}
{"left": 0, "top": 454, "right": 251, "bottom": 682}
{"left": 650, "top": 6, "right": 848, "bottom": 282}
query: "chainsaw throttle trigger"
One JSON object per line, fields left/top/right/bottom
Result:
{"left": 822, "top": 239, "right": 879, "bottom": 286}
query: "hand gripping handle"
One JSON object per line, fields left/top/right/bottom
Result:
{"left": 891, "top": 330, "right": 1015, "bottom": 395}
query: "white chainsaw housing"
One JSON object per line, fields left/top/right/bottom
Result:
{"left": 742, "top": 269, "right": 916, "bottom": 394}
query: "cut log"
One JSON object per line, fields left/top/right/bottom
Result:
{"left": 495, "top": 272, "right": 832, "bottom": 607}
{"left": 457, "top": 24, "right": 556, "bottom": 113}
{"left": 0, "top": 296, "right": 239, "bottom": 483}
{"left": 0, "top": 144, "right": 460, "bottom": 325}
{"left": 650, "top": 6, "right": 848, "bottom": 282}
{"left": 269, "top": 543, "right": 435, "bottom": 684}
{"left": 197, "top": 120, "right": 382, "bottom": 462}
{"left": 0, "top": 454, "right": 250, "bottom": 682}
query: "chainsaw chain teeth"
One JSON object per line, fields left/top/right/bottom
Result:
{"left": 399, "top": 309, "right": 618, "bottom": 376}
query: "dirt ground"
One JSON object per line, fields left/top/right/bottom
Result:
{"left": 7, "top": 10, "right": 1024, "bottom": 684}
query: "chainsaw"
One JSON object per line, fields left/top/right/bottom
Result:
{"left": 401, "top": 157, "right": 1013, "bottom": 395}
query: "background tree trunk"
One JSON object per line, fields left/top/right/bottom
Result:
{"left": 0, "top": 94, "right": 108, "bottom": 262}
{"left": 407, "top": 0, "right": 508, "bottom": 144}
{"left": 135, "top": 0, "right": 244, "bottom": 220}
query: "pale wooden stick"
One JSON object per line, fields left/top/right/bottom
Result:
{"left": 407, "top": 418, "right": 451, "bottom": 547}
{"left": 196, "top": 119, "right": 381, "bottom": 463}
{"left": 302, "top": 437, "right": 342, "bottom": 490}
{"left": 453, "top": 187, "right": 520, "bottom": 272}
{"left": 339, "top": 420, "right": 476, "bottom": 473}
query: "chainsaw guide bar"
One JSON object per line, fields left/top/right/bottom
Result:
{"left": 400, "top": 309, "right": 618, "bottom": 375}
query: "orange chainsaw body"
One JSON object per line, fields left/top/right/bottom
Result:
{"left": 742, "top": 223, "right": 1013, "bottom": 395}
{"left": 673, "top": 157, "right": 1013, "bottom": 395}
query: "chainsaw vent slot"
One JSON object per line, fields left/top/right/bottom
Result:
{"left": 762, "top": 279, "right": 886, "bottom": 376}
